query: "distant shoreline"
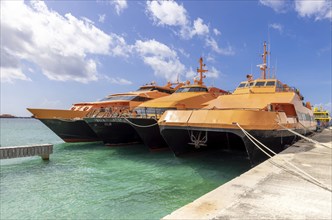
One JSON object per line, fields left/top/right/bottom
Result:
{"left": 0, "top": 115, "right": 34, "bottom": 119}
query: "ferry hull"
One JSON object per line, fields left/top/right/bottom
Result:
{"left": 160, "top": 126, "right": 305, "bottom": 166}
{"left": 40, "top": 119, "right": 100, "bottom": 142}
{"left": 126, "top": 118, "right": 168, "bottom": 150}
{"left": 84, "top": 118, "right": 141, "bottom": 145}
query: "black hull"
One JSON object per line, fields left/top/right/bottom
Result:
{"left": 84, "top": 118, "right": 141, "bottom": 145}
{"left": 160, "top": 126, "right": 305, "bottom": 166}
{"left": 40, "top": 119, "right": 100, "bottom": 142}
{"left": 126, "top": 118, "right": 168, "bottom": 150}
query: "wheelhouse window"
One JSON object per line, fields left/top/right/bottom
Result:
{"left": 276, "top": 81, "right": 283, "bottom": 89}
{"left": 175, "top": 87, "right": 208, "bottom": 93}
{"left": 132, "top": 96, "right": 152, "bottom": 102}
{"left": 137, "top": 87, "right": 153, "bottom": 91}
{"left": 152, "top": 88, "right": 173, "bottom": 94}
{"left": 100, "top": 95, "right": 137, "bottom": 101}
{"left": 255, "top": 81, "right": 266, "bottom": 87}
{"left": 266, "top": 81, "right": 276, "bottom": 86}
{"left": 134, "top": 107, "right": 176, "bottom": 116}
{"left": 238, "top": 83, "right": 246, "bottom": 88}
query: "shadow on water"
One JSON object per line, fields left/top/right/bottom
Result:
{"left": 57, "top": 141, "right": 251, "bottom": 170}
{"left": 58, "top": 141, "right": 105, "bottom": 151}
{"left": 55, "top": 141, "right": 251, "bottom": 182}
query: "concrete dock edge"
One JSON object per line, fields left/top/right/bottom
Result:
{"left": 163, "top": 128, "right": 332, "bottom": 220}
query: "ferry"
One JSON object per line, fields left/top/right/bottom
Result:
{"left": 123, "top": 58, "right": 229, "bottom": 150}
{"left": 83, "top": 83, "right": 182, "bottom": 145}
{"left": 313, "top": 106, "right": 331, "bottom": 129}
{"left": 27, "top": 83, "right": 175, "bottom": 143}
{"left": 158, "top": 42, "right": 317, "bottom": 166}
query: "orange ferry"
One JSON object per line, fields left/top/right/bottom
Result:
{"left": 82, "top": 82, "right": 182, "bottom": 145}
{"left": 158, "top": 42, "right": 317, "bottom": 165}
{"left": 123, "top": 58, "right": 229, "bottom": 150}
{"left": 27, "top": 83, "right": 175, "bottom": 143}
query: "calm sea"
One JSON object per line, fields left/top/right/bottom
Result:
{"left": 0, "top": 118, "right": 251, "bottom": 219}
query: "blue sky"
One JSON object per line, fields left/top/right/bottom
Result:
{"left": 1, "top": 0, "right": 331, "bottom": 116}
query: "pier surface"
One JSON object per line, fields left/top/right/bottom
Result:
{"left": 163, "top": 128, "right": 332, "bottom": 220}
{"left": 0, "top": 144, "right": 53, "bottom": 160}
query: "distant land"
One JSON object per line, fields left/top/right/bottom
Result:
{"left": 0, "top": 114, "right": 33, "bottom": 118}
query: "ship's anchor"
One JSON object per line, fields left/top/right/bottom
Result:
{"left": 188, "top": 130, "right": 208, "bottom": 149}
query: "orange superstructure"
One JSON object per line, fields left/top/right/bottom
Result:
{"left": 27, "top": 82, "right": 178, "bottom": 143}
{"left": 83, "top": 58, "right": 229, "bottom": 146}
{"left": 158, "top": 42, "right": 317, "bottom": 166}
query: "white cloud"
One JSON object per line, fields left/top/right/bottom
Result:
{"left": 178, "top": 48, "right": 190, "bottom": 58}
{"left": 1, "top": 1, "right": 131, "bottom": 83}
{"left": 205, "top": 38, "right": 235, "bottom": 56}
{"left": 205, "top": 66, "right": 219, "bottom": 78}
{"left": 38, "top": 98, "right": 62, "bottom": 109}
{"left": 135, "top": 39, "right": 185, "bottom": 82}
{"left": 146, "top": 0, "right": 210, "bottom": 39}
{"left": 0, "top": 67, "right": 31, "bottom": 83}
{"left": 269, "top": 23, "right": 283, "bottom": 33}
{"left": 185, "top": 67, "right": 196, "bottom": 79}
{"left": 104, "top": 76, "right": 133, "bottom": 85}
{"left": 146, "top": 0, "right": 188, "bottom": 27}
{"left": 206, "top": 54, "right": 216, "bottom": 63}
{"left": 145, "top": 0, "right": 236, "bottom": 57}
{"left": 213, "top": 28, "right": 221, "bottom": 36}
{"left": 189, "top": 17, "right": 209, "bottom": 37}
{"left": 98, "top": 14, "right": 106, "bottom": 23}
{"left": 295, "top": 0, "right": 331, "bottom": 20}
{"left": 111, "top": 0, "right": 128, "bottom": 15}
{"left": 135, "top": 39, "right": 177, "bottom": 58}
{"left": 317, "top": 45, "right": 331, "bottom": 56}
{"left": 259, "top": 0, "right": 288, "bottom": 13}
{"left": 260, "top": 0, "right": 331, "bottom": 21}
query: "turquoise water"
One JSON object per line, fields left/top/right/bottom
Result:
{"left": 0, "top": 118, "right": 251, "bottom": 219}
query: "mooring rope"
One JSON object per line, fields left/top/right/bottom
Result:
{"left": 236, "top": 123, "right": 331, "bottom": 192}
{"left": 277, "top": 123, "right": 331, "bottom": 149}
{"left": 123, "top": 117, "right": 158, "bottom": 128}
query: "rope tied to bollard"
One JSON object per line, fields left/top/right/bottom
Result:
{"left": 277, "top": 122, "right": 331, "bottom": 149}
{"left": 235, "top": 123, "right": 332, "bottom": 192}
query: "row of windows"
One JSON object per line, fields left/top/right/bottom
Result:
{"left": 100, "top": 95, "right": 152, "bottom": 102}
{"left": 175, "top": 87, "right": 208, "bottom": 93}
{"left": 238, "top": 81, "right": 276, "bottom": 88}
{"left": 297, "top": 112, "right": 315, "bottom": 122}
{"left": 137, "top": 87, "right": 173, "bottom": 94}
{"left": 135, "top": 107, "right": 176, "bottom": 116}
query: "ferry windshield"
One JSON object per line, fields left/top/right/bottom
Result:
{"left": 255, "top": 81, "right": 266, "bottom": 87}
{"left": 134, "top": 107, "right": 177, "bottom": 116}
{"left": 137, "top": 87, "right": 173, "bottom": 94}
{"left": 266, "top": 81, "right": 276, "bottom": 86}
{"left": 100, "top": 95, "right": 152, "bottom": 102}
{"left": 100, "top": 96, "right": 137, "bottom": 101}
{"left": 175, "top": 87, "right": 208, "bottom": 93}
{"left": 137, "top": 87, "right": 153, "bottom": 91}
{"left": 238, "top": 82, "right": 254, "bottom": 88}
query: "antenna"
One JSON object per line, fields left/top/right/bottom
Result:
{"left": 196, "top": 57, "right": 208, "bottom": 85}
{"left": 273, "top": 58, "right": 278, "bottom": 78}
{"left": 267, "top": 26, "right": 271, "bottom": 79}
{"left": 259, "top": 42, "right": 268, "bottom": 79}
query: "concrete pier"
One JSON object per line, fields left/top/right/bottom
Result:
{"left": 0, "top": 144, "right": 53, "bottom": 160}
{"left": 163, "top": 128, "right": 332, "bottom": 220}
